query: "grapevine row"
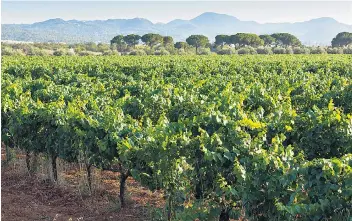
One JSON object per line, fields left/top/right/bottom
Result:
{"left": 2, "top": 55, "right": 352, "bottom": 220}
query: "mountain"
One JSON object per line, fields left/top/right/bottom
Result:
{"left": 2, "top": 12, "right": 352, "bottom": 45}
{"left": 190, "top": 12, "right": 240, "bottom": 26}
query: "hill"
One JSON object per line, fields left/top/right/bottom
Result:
{"left": 2, "top": 12, "right": 352, "bottom": 45}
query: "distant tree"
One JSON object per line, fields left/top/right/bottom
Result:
{"left": 331, "top": 32, "right": 352, "bottom": 47}
{"left": 259, "top": 35, "right": 276, "bottom": 46}
{"left": 163, "top": 36, "right": 174, "bottom": 47}
{"left": 186, "top": 35, "right": 209, "bottom": 54}
{"left": 123, "top": 34, "right": 141, "bottom": 48}
{"left": 141, "top": 33, "right": 163, "bottom": 48}
{"left": 53, "top": 49, "right": 67, "bottom": 56}
{"left": 270, "top": 33, "right": 301, "bottom": 46}
{"left": 215, "top": 35, "right": 230, "bottom": 47}
{"left": 111, "top": 35, "right": 124, "bottom": 45}
{"left": 110, "top": 35, "right": 126, "bottom": 51}
{"left": 71, "top": 43, "right": 85, "bottom": 53}
{"left": 97, "top": 43, "right": 110, "bottom": 53}
{"left": 174, "top": 42, "right": 188, "bottom": 50}
{"left": 310, "top": 46, "right": 327, "bottom": 54}
{"left": 230, "top": 33, "right": 264, "bottom": 47}
{"left": 85, "top": 42, "right": 98, "bottom": 52}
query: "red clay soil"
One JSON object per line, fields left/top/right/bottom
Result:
{"left": 1, "top": 163, "right": 164, "bottom": 221}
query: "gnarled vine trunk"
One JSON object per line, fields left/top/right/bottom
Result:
{"left": 30, "top": 152, "right": 39, "bottom": 174}
{"left": 86, "top": 163, "right": 92, "bottom": 193}
{"left": 5, "top": 144, "right": 12, "bottom": 165}
{"left": 119, "top": 170, "right": 130, "bottom": 207}
{"left": 195, "top": 148, "right": 204, "bottom": 199}
{"left": 219, "top": 208, "right": 230, "bottom": 221}
{"left": 51, "top": 153, "right": 58, "bottom": 182}
{"left": 167, "top": 194, "right": 173, "bottom": 221}
{"left": 26, "top": 150, "right": 31, "bottom": 172}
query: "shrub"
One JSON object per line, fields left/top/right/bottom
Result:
{"left": 256, "top": 47, "right": 273, "bottom": 55}
{"left": 327, "top": 47, "right": 343, "bottom": 54}
{"left": 25, "top": 46, "right": 50, "bottom": 56}
{"left": 273, "top": 47, "right": 286, "bottom": 54}
{"left": 142, "top": 47, "right": 154, "bottom": 55}
{"left": 129, "top": 50, "right": 147, "bottom": 56}
{"left": 78, "top": 51, "right": 100, "bottom": 56}
{"left": 97, "top": 43, "right": 110, "bottom": 53}
{"left": 198, "top": 48, "right": 212, "bottom": 55}
{"left": 310, "top": 47, "right": 327, "bottom": 54}
{"left": 1, "top": 46, "right": 25, "bottom": 56}
{"left": 11, "top": 43, "right": 33, "bottom": 52}
{"left": 237, "top": 47, "right": 257, "bottom": 55}
{"left": 102, "top": 50, "right": 120, "bottom": 56}
{"left": 154, "top": 49, "right": 170, "bottom": 55}
{"left": 217, "top": 47, "right": 237, "bottom": 55}
{"left": 176, "top": 49, "right": 186, "bottom": 55}
{"left": 66, "top": 49, "right": 76, "bottom": 56}
{"left": 285, "top": 47, "right": 294, "bottom": 54}
{"left": 165, "top": 47, "right": 177, "bottom": 55}
{"left": 293, "top": 47, "right": 310, "bottom": 54}
{"left": 53, "top": 49, "right": 66, "bottom": 56}
{"left": 177, "top": 49, "right": 194, "bottom": 55}
{"left": 343, "top": 47, "right": 352, "bottom": 54}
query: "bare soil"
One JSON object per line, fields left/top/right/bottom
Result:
{"left": 1, "top": 151, "right": 164, "bottom": 221}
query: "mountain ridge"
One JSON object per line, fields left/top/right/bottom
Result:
{"left": 2, "top": 12, "right": 352, "bottom": 45}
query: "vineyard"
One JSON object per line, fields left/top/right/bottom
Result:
{"left": 1, "top": 55, "right": 352, "bottom": 221}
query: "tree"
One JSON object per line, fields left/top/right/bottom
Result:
{"left": 141, "top": 33, "right": 163, "bottom": 48}
{"left": 174, "top": 42, "right": 188, "bottom": 50}
{"left": 230, "top": 33, "right": 264, "bottom": 47}
{"left": 163, "top": 36, "right": 174, "bottom": 47}
{"left": 215, "top": 35, "right": 230, "bottom": 47}
{"left": 111, "top": 35, "right": 124, "bottom": 45}
{"left": 97, "top": 43, "right": 110, "bottom": 53}
{"left": 123, "top": 34, "right": 141, "bottom": 48}
{"left": 331, "top": 32, "right": 352, "bottom": 47}
{"left": 110, "top": 35, "right": 126, "bottom": 51}
{"left": 85, "top": 42, "right": 98, "bottom": 52}
{"left": 270, "top": 33, "right": 301, "bottom": 46}
{"left": 71, "top": 43, "right": 85, "bottom": 53}
{"left": 259, "top": 35, "right": 276, "bottom": 46}
{"left": 186, "top": 35, "right": 209, "bottom": 54}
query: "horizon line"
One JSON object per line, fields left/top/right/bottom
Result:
{"left": 2, "top": 12, "right": 349, "bottom": 26}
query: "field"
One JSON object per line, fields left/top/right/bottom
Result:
{"left": 1, "top": 55, "right": 352, "bottom": 221}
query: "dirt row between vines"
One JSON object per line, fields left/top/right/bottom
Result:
{"left": 1, "top": 151, "right": 165, "bottom": 221}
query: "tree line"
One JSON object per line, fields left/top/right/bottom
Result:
{"left": 111, "top": 32, "right": 352, "bottom": 54}
{"left": 111, "top": 33, "right": 303, "bottom": 54}
{"left": 2, "top": 32, "right": 351, "bottom": 56}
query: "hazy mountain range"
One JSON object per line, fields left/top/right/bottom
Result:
{"left": 2, "top": 12, "right": 352, "bottom": 45}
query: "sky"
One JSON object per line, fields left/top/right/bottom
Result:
{"left": 2, "top": 1, "right": 352, "bottom": 25}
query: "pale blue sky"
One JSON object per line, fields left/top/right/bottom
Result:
{"left": 2, "top": 1, "right": 352, "bottom": 25}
